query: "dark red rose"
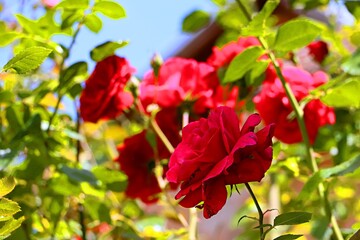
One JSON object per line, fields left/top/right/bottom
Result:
{"left": 115, "top": 131, "right": 161, "bottom": 203}
{"left": 306, "top": 40, "right": 329, "bottom": 63}
{"left": 80, "top": 55, "right": 135, "bottom": 123}
{"left": 166, "top": 106, "right": 274, "bottom": 218}
{"left": 253, "top": 66, "right": 335, "bottom": 144}
{"left": 139, "top": 57, "right": 218, "bottom": 110}
{"left": 115, "top": 108, "right": 181, "bottom": 203}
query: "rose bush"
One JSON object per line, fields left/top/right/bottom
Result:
{"left": 166, "top": 106, "right": 274, "bottom": 218}
{"left": 80, "top": 55, "right": 135, "bottom": 123}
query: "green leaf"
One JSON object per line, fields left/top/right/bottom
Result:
{"left": 2, "top": 46, "right": 52, "bottom": 74}
{"left": 342, "top": 49, "right": 360, "bottom": 75}
{"left": 61, "top": 10, "right": 83, "bottom": 30}
{"left": 321, "top": 154, "right": 360, "bottom": 177}
{"left": 93, "top": 1, "right": 126, "bottom": 19}
{"left": 90, "top": 41, "right": 129, "bottom": 62}
{"left": 273, "top": 19, "right": 321, "bottom": 52}
{"left": 274, "top": 234, "right": 302, "bottom": 240}
{"left": 0, "top": 177, "right": 16, "bottom": 197}
{"left": 0, "top": 217, "right": 25, "bottom": 239}
{"left": 274, "top": 212, "right": 312, "bottom": 226}
{"left": 15, "top": 14, "right": 40, "bottom": 35}
{"left": 0, "top": 198, "right": 21, "bottom": 217}
{"left": 59, "top": 61, "right": 88, "bottom": 92}
{"left": 60, "top": 165, "right": 98, "bottom": 186}
{"left": 0, "top": 33, "right": 22, "bottom": 47}
{"left": 241, "top": 0, "right": 280, "bottom": 36}
{"left": 0, "top": 91, "right": 14, "bottom": 103}
{"left": 320, "top": 78, "right": 360, "bottom": 108}
{"left": 84, "top": 13, "right": 102, "bottom": 33}
{"left": 223, "top": 46, "right": 264, "bottom": 83}
{"left": 57, "top": 0, "right": 89, "bottom": 9}
{"left": 92, "top": 166, "right": 127, "bottom": 192}
{"left": 182, "top": 10, "right": 211, "bottom": 33}
{"left": 211, "top": 0, "right": 226, "bottom": 6}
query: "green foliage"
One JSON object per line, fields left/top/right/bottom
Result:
{"left": 93, "top": 1, "right": 126, "bottom": 19}
{"left": 90, "top": 41, "right": 129, "bottom": 62}
{"left": 274, "top": 234, "right": 302, "bottom": 240}
{"left": 223, "top": 46, "right": 264, "bottom": 83}
{"left": 84, "top": 13, "right": 102, "bottom": 33}
{"left": 182, "top": 10, "right": 211, "bottom": 33}
{"left": 273, "top": 212, "right": 312, "bottom": 226}
{"left": 2, "top": 46, "right": 52, "bottom": 74}
{"left": 273, "top": 19, "right": 321, "bottom": 52}
{"left": 241, "top": 0, "right": 279, "bottom": 36}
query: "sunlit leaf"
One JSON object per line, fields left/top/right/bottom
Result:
{"left": 0, "top": 33, "right": 22, "bottom": 47}
{"left": 274, "top": 212, "right": 312, "bottom": 226}
{"left": 182, "top": 10, "right": 211, "bottom": 33}
{"left": 0, "top": 177, "right": 16, "bottom": 197}
{"left": 57, "top": 0, "right": 89, "bottom": 9}
{"left": 0, "top": 216, "right": 25, "bottom": 239}
{"left": 273, "top": 19, "right": 321, "bottom": 52}
{"left": 84, "top": 13, "right": 102, "bottom": 33}
{"left": 321, "top": 78, "right": 360, "bottom": 108}
{"left": 2, "top": 47, "right": 52, "bottom": 74}
{"left": 90, "top": 41, "right": 129, "bottom": 62}
{"left": 0, "top": 91, "right": 14, "bottom": 103}
{"left": 0, "top": 198, "right": 21, "bottom": 217}
{"left": 93, "top": 1, "right": 126, "bottom": 19}
{"left": 223, "top": 46, "right": 264, "bottom": 83}
{"left": 241, "top": 0, "right": 279, "bottom": 36}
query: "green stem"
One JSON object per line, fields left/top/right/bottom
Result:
{"left": 150, "top": 118, "right": 175, "bottom": 153}
{"left": 245, "top": 183, "right": 264, "bottom": 240}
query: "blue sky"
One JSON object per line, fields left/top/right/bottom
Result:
{"left": 0, "top": 0, "right": 218, "bottom": 75}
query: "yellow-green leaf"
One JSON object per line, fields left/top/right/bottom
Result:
{"left": 0, "top": 177, "right": 15, "bottom": 197}
{"left": 0, "top": 198, "right": 21, "bottom": 217}
{"left": 93, "top": 1, "right": 126, "bottom": 19}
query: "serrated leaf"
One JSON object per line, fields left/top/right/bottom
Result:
{"left": 0, "top": 33, "right": 22, "bottom": 47}
{"left": 274, "top": 234, "right": 302, "bottom": 240}
{"left": 0, "top": 198, "right": 21, "bottom": 217}
{"left": 90, "top": 41, "right": 128, "bottom": 62}
{"left": 223, "top": 46, "right": 264, "bottom": 83}
{"left": 93, "top": 1, "right": 126, "bottom": 19}
{"left": 242, "top": 0, "right": 279, "bottom": 36}
{"left": 321, "top": 78, "right": 360, "bottom": 108}
{"left": 0, "top": 177, "right": 16, "bottom": 197}
{"left": 0, "top": 216, "right": 25, "bottom": 238}
{"left": 2, "top": 46, "right": 52, "bottom": 74}
{"left": 274, "top": 212, "right": 312, "bottom": 226}
{"left": 84, "top": 13, "right": 102, "bottom": 33}
{"left": 342, "top": 49, "right": 360, "bottom": 75}
{"left": 182, "top": 10, "right": 211, "bottom": 33}
{"left": 273, "top": 19, "right": 321, "bottom": 52}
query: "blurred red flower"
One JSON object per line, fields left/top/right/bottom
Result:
{"left": 166, "top": 106, "right": 274, "bottom": 218}
{"left": 253, "top": 66, "right": 335, "bottom": 144}
{"left": 139, "top": 57, "right": 218, "bottom": 111}
{"left": 307, "top": 40, "right": 329, "bottom": 63}
{"left": 80, "top": 55, "right": 135, "bottom": 123}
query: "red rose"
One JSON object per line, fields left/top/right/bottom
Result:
{"left": 115, "top": 109, "right": 181, "bottom": 203}
{"left": 80, "top": 55, "right": 135, "bottom": 123}
{"left": 166, "top": 106, "right": 274, "bottom": 218}
{"left": 139, "top": 57, "right": 218, "bottom": 110}
{"left": 306, "top": 40, "right": 329, "bottom": 63}
{"left": 207, "top": 36, "right": 260, "bottom": 69}
{"left": 253, "top": 66, "right": 335, "bottom": 144}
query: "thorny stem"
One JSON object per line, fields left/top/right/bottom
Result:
{"left": 245, "top": 183, "right": 264, "bottom": 240}
{"left": 235, "top": 1, "right": 344, "bottom": 239}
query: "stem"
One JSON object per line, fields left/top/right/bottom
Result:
{"left": 150, "top": 118, "right": 175, "bottom": 153}
{"left": 182, "top": 110, "right": 198, "bottom": 240}
{"left": 245, "top": 183, "right": 264, "bottom": 240}
{"left": 234, "top": 1, "right": 344, "bottom": 239}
